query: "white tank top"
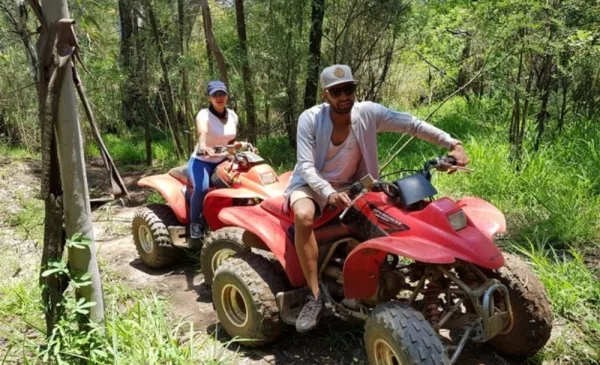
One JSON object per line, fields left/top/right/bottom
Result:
{"left": 193, "top": 108, "right": 238, "bottom": 163}
{"left": 320, "top": 129, "right": 362, "bottom": 184}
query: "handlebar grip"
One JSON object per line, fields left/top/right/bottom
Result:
{"left": 444, "top": 156, "right": 457, "bottom": 165}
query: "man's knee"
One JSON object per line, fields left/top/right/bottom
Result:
{"left": 293, "top": 199, "right": 316, "bottom": 228}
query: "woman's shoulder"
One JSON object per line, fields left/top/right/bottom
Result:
{"left": 227, "top": 108, "right": 239, "bottom": 123}
{"left": 196, "top": 108, "right": 209, "bottom": 119}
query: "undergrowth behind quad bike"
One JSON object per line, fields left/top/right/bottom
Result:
{"left": 208, "top": 156, "right": 553, "bottom": 364}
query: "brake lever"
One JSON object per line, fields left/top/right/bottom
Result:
{"left": 339, "top": 192, "right": 365, "bottom": 220}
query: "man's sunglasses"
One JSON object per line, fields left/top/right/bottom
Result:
{"left": 211, "top": 91, "right": 227, "bottom": 98}
{"left": 326, "top": 84, "right": 356, "bottom": 98}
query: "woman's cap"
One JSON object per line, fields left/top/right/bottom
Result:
{"left": 207, "top": 80, "right": 227, "bottom": 96}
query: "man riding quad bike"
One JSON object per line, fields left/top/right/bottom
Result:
{"left": 205, "top": 156, "right": 553, "bottom": 364}
{"left": 131, "top": 143, "right": 291, "bottom": 283}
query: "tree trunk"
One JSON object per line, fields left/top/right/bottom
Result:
{"left": 534, "top": 55, "right": 554, "bottom": 151}
{"left": 201, "top": 3, "right": 214, "bottom": 76}
{"left": 145, "top": 0, "right": 183, "bottom": 159}
{"left": 40, "top": 0, "right": 104, "bottom": 326}
{"left": 201, "top": 0, "right": 228, "bottom": 86}
{"left": 303, "top": 0, "right": 325, "bottom": 110}
{"left": 509, "top": 51, "right": 523, "bottom": 159}
{"left": 118, "top": 0, "right": 135, "bottom": 128}
{"left": 557, "top": 76, "right": 568, "bottom": 134}
{"left": 178, "top": 0, "right": 193, "bottom": 154}
{"left": 234, "top": 0, "right": 257, "bottom": 144}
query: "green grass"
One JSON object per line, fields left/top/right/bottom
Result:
{"left": 0, "top": 261, "right": 238, "bottom": 365}
{"left": 514, "top": 241, "right": 600, "bottom": 363}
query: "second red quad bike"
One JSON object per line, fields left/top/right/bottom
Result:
{"left": 208, "top": 156, "right": 553, "bottom": 364}
{"left": 131, "top": 144, "right": 291, "bottom": 283}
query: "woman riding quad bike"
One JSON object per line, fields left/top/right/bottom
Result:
{"left": 131, "top": 142, "right": 291, "bottom": 283}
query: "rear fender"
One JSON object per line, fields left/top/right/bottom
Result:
{"left": 218, "top": 206, "right": 305, "bottom": 287}
{"left": 343, "top": 237, "right": 456, "bottom": 299}
{"left": 457, "top": 197, "right": 506, "bottom": 240}
{"left": 203, "top": 187, "right": 263, "bottom": 231}
{"left": 138, "top": 175, "right": 187, "bottom": 223}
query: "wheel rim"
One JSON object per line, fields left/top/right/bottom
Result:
{"left": 221, "top": 284, "right": 249, "bottom": 328}
{"left": 138, "top": 225, "right": 154, "bottom": 254}
{"left": 373, "top": 338, "right": 402, "bottom": 365}
{"left": 211, "top": 248, "right": 237, "bottom": 273}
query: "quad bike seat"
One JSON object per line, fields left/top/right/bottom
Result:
{"left": 260, "top": 194, "right": 342, "bottom": 229}
{"left": 169, "top": 165, "right": 191, "bottom": 186}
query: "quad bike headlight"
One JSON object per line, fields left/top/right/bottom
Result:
{"left": 448, "top": 210, "right": 467, "bottom": 231}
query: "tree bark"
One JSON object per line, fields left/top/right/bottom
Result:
{"left": 201, "top": 0, "right": 228, "bottom": 86}
{"left": 178, "top": 0, "right": 193, "bottom": 154}
{"left": 303, "top": 0, "right": 325, "bottom": 110}
{"left": 145, "top": 0, "right": 183, "bottom": 159}
{"left": 118, "top": 0, "right": 135, "bottom": 128}
{"left": 39, "top": 0, "right": 104, "bottom": 326}
{"left": 234, "top": 0, "right": 257, "bottom": 144}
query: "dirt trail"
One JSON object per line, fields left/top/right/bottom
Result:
{"left": 2, "top": 157, "right": 518, "bottom": 365}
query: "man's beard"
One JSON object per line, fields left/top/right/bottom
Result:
{"left": 330, "top": 100, "right": 353, "bottom": 114}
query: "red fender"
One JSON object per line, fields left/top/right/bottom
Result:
{"left": 343, "top": 237, "right": 456, "bottom": 300}
{"left": 218, "top": 206, "right": 305, "bottom": 287}
{"left": 138, "top": 175, "right": 188, "bottom": 224}
{"left": 457, "top": 197, "right": 506, "bottom": 240}
{"left": 204, "top": 187, "right": 266, "bottom": 230}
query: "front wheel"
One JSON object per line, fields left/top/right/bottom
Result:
{"left": 200, "top": 227, "right": 251, "bottom": 285}
{"left": 212, "top": 252, "right": 285, "bottom": 346}
{"left": 364, "top": 302, "right": 450, "bottom": 365}
{"left": 486, "top": 253, "right": 553, "bottom": 357}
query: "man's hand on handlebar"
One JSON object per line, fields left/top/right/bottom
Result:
{"left": 441, "top": 143, "right": 470, "bottom": 174}
{"left": 328, "top": 191, "right": 352, "bottom": 208}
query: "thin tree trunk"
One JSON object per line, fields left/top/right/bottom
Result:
{"left": 118, "top": 0, "right": 135, "bottom": 128}
{"left": 509, "top": 51, "right": 523, "bottom": 158}
{"left": 558, "top": 76, "right": 568, "bottom": 134}
{"left": 201, "top": 0, "right": 228, "bottom": 86}
{"left": 534, "top": 55, "right": 554, "bottom": 151}
{"left": 145, "top": 0, "right": 183, "bottom": 157}
{"left": 40, "top": 1, "right": 104, "bottom": 326}
{"left": 201, "top": 4, "right": 214, "bottom": 76}
{"left": 178, "top": 0, "right": 193, "bottom": 154}
{"left": 234, "top": 0, "right": 257, "bottom": 144}
{"left": 303, "top": 0, "right": 325, "bottom": 110}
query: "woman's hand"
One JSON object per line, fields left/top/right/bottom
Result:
{"left": 197, "top": 147, "right": 216, "bottom": 157}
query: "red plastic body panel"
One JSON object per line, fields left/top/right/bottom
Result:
{"left": 260, "top": 195, "right": 342, "bottom": 228}
{"left": 342, "top": 193, "right": 505, "bottom": 299}
{"left": 204, "top": 187, "right": 262, "bottom": 231}
{"left": 138, "top": 175, "right": 188, "bottom": 224}
{"left": 218, "top": 206, "right": 305, "bottom": 286}
{"left": 457, "top": 197, "right": 506, "bottom": 240}
{"left": 343, "top": 236, "right": 456, "bottom": 299}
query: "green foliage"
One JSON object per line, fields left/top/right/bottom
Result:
{"left": 515, "top": 242, "right": 600, "bottom": 362}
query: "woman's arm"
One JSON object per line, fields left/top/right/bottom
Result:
{"left": 196, "top": 111, "right": 214, "bottom": 156}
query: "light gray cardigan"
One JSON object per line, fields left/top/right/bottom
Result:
{"left": 283, "top": 101, "right": 460, "bottom": 201}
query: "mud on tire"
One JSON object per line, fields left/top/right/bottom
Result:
{"left": 201, "top": 227, "right": 251, "bottom": 285}
{"left": 364, "top": 302, "right": 450, "bottom": 365}
{"left": 132, "top": 204, "right": 182, "bottom": 268}
{"left": 212, "top": 252, "right": 285, "bottom": 346}
{"left": 486, "top": 253, "right": 553, "bottom": 357}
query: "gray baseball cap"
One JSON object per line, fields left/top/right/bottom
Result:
{"left": 320, "top": 64, "right": 356, "bottom": 89}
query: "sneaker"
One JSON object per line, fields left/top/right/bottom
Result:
{"left": 190, "top": 222, "right": 203, "bottom": 239}
{"left": 295, "top": 291, "right": 324, "bottom": 333}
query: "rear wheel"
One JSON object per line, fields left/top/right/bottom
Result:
{"left": 132, "top": 204, "right": 182, "bottom": 268}
{"left": 201, "top": 227, "right": 251, "bottom": 285}
{"left": 486, "top": 253, "right": 553, "bottom": 357}
{"left": 364, "top": 302, "right": 450, "bottom": 365}
{"left": 212, "top": 252, "right": 285, "bottom": 346}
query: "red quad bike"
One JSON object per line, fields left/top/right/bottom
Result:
{"left": 131, "top": 144, "right": 291, "bottom": 283}
{"left": 208, "top": 156, "right": 553, "bottom": 365}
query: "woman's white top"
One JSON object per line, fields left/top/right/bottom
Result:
{"left": 193, "top": 108, "right": 238, "bottom": 163}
